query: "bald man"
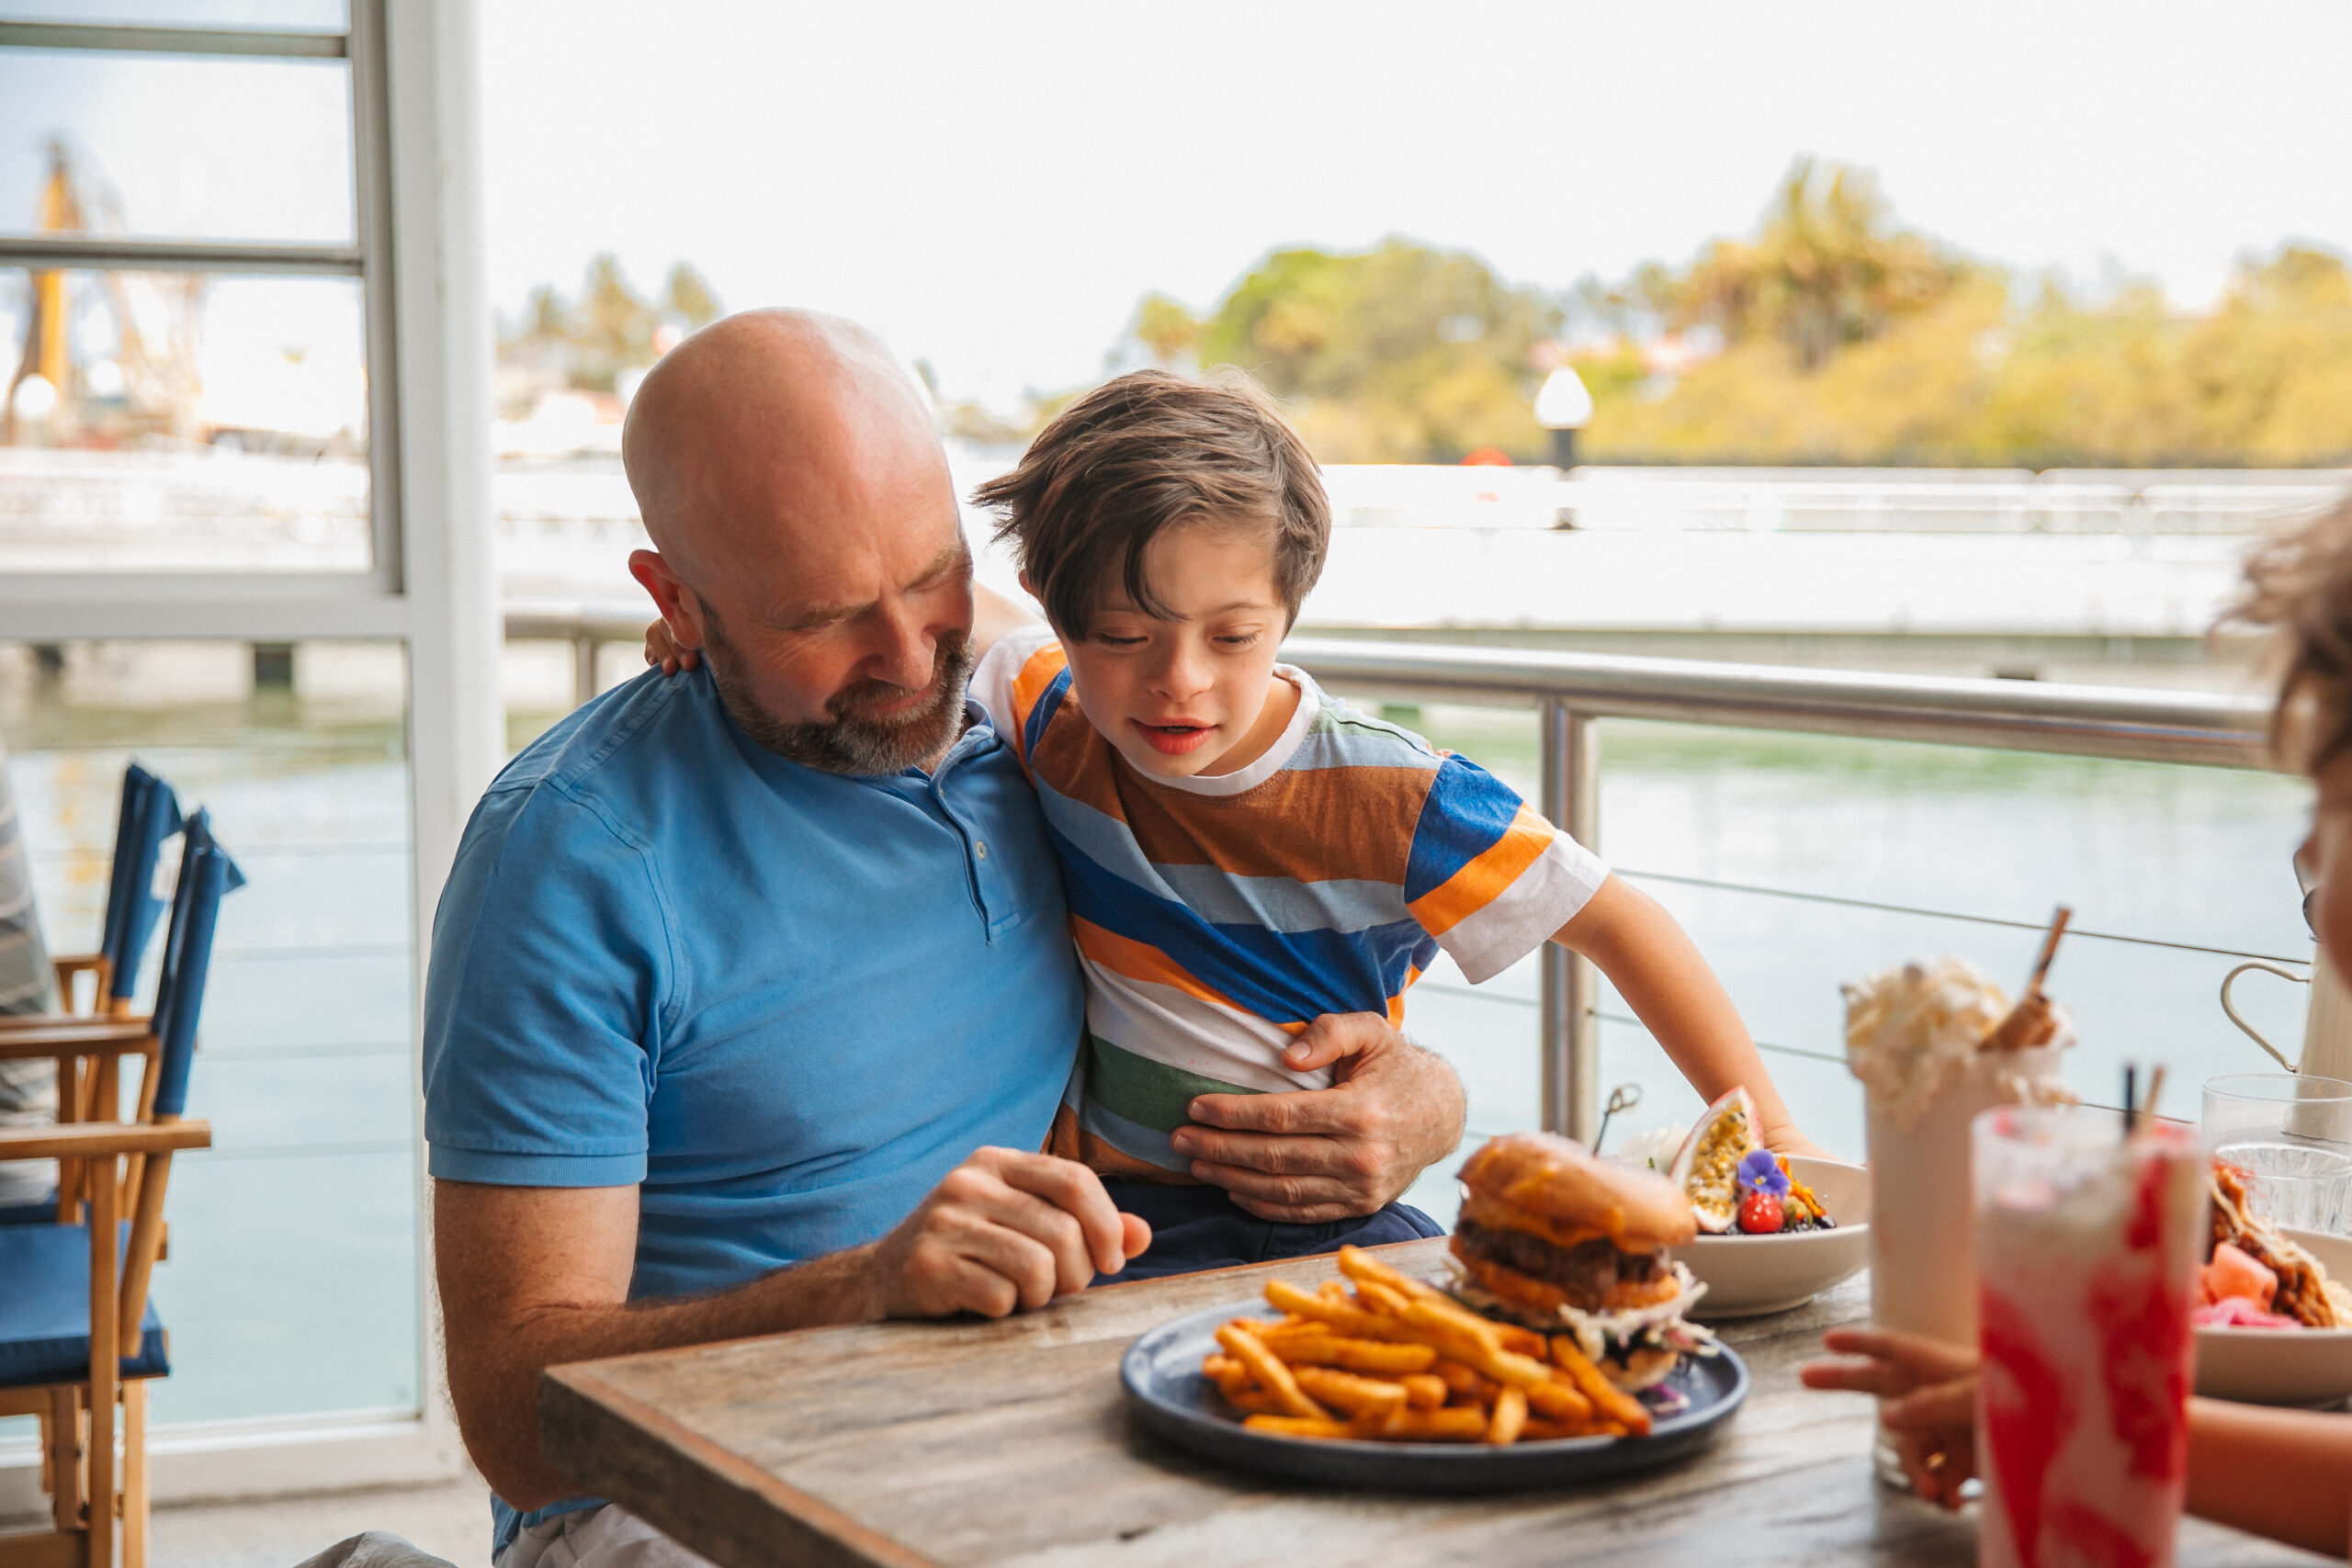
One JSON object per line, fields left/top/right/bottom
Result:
{"left": 423, "top": 311, "right": 1465, "bottom": 1566}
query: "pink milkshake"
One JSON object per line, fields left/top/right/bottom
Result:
{"left": 1973, "top": 1108, "right": 2206, "bottom": 1568}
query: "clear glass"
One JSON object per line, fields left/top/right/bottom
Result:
{"left": 2201, "top": 1072, "right": 2352, "bottom": 1235}
{"left": 0, "top": 637, "right": 417, "bottom": 1428}
{"left": 1, "top": 268, "right": 371, "bottom": 572}
{"left": 1973, "top": 1106, "right": 2204, "bottom": 1568}
{"left": 0, "top": 2, "right": 345, "bottom": 27}
{"left": 0, "top": 48, "right": 353, "bottom": 244}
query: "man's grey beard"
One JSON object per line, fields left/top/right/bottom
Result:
{"left": 705, "top": 624, "right": 976, "bottom": 776}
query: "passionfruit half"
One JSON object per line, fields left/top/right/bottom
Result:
{"left": 1668, "top": 1087, "right": 1761, "bottom": 1234}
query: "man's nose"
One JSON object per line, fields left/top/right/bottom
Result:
{"left": 865, "top": 599, "right": 936, "bottom": 691}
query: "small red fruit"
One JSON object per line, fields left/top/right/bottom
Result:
{"left": 1737, "top": 1191, "right": 1784, "bottom": 1235}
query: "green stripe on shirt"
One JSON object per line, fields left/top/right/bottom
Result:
{"left": 1085, "top": 1033, "right": 1261, "bottom": 1134}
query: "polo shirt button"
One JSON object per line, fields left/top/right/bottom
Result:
{"left": 975, "top": 840, "right": 989, "bottom": 860}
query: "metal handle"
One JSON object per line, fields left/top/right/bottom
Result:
{"left": 2220, "top": 960, "right": 2310, "bottom": 1071}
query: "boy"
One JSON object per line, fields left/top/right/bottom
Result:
{"left": 965, "top": 368, "right": 1812, "bottom": 1273}
{"left": 650, "top": 367, "right": 1817, "bottom": 1276}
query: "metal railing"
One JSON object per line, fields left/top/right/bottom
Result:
{"left": 509, "top": 612, "right": 2280, "bottom": 1141}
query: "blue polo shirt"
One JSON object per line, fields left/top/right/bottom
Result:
{"left": 424, "top": 666, "right": 1083, "bottom": 1554}
{"left": 424, "top": 662, "right": 1082, "bottom": 1280}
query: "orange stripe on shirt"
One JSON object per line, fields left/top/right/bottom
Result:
{"left": 1007, "top": 641, "right": 1070, "bottom": 764}
{"left": 1069, "top": 915, "right": 1256, "bottom": 1018}
{"left": 1406, "top": 806, "right": 1555, "bottom": 938}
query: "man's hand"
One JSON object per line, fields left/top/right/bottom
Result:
{"left": 433, "top": 1151, "right": 1147, "bottom": 1510}
{"left": 1801, "top": 1326, "right": 1980, "bottom": 1509}
{"left": 865, "top": 1146, "right": 1150, "bottom": 1318}
{"left": 1170, "top": 1013, "right": 1465, "bottom": 1224}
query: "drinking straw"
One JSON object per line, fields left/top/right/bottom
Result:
{"left": 2124, "top": 1065, "right": 2139, "bottom": 1136}
{"left": 2026, "top": 905, "right": 2073, "bottom": 998}
{"left": 2143, "top": 1065, "right": 2167, "bottom": 1123}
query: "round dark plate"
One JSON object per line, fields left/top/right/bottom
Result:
{"left": 1120, "top": 1303, "right": 1748, "bottom": 1493}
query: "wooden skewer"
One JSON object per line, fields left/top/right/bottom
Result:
{"left": 2143, "top": 1064, "right": 2167, "bottom": 1122}
{"left": 1980, "top": 905, "right": 2075, "bottom": 1053}
{"left": 2024, "top": 905, "right": 2073, "bottom": 999}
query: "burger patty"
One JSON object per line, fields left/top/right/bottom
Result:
{"left": 1456, "top": 1216, "right": 1662, "bottom": 1301}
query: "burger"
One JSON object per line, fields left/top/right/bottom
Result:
{"left": 1446, "top": 1130, "right": 1712, "bottom": 1392}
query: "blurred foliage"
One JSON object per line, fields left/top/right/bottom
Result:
{"left": 500, "top": 254, "right": 721, "bottom": 393}
{"left": 1590, "top": 243, "right": 2352, "bottom": 466}
{"left": 1121, "top": 159, "right": 2352, "bottom": 467}
{"left": 1134, "top": 239, "right": 1563, "bottom": 463}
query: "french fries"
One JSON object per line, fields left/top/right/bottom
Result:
{"left": 1204, "top": 1247, "right": 1643, "bottom": 1446}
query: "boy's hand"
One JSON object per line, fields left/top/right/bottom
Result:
{"left": 1173, "top": 1015, "right": 1465, "bottom": 1224}
{"left": 644, "top": 617, "right": 701, "bottom": 676}
{"left": 1802, "top": 1327, "right": 1981, "bottom": 1510}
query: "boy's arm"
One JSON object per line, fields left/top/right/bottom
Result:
{"left": 970, "top": 581, "right": 1040, "bottom": 659}
{"left": 1554, "top": 875, "right": 1826, "bottom": 1157}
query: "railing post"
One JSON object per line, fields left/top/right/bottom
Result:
{"left": 573, "top": 629, "right": 599, "bottom": 710}
{"left": 1539, "top": 698, "right": 1600, "bottom": 1142}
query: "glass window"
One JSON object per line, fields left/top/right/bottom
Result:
{"left": 0, "top": 2, "right": 345, "bottom": 35}
{"left": 1, "top": 269, "right": 370, "bottom": 572}
{"left": 3, "top": 636, "right": 418, "bottom": 1424}
{"left": 0, "top": 48, "right": 353, "bottom": 244}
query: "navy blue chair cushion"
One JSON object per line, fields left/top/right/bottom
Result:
{"left": 0, "top": 1222, "right": 167, "bottom": 1388}
{"left": 0, "top": 1190, "right": 58, "bottom": 1226}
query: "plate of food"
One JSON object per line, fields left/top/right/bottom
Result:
{"left": 2192, "top": 1156, "right": 2352, "bottom": 1407}
{"left": 1647, "top": 1089, "right": 1871, "bottom": 1318}
{"left": 1120, "top": 1135, "right": 1748, "bottom": 1491}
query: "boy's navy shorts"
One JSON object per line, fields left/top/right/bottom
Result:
{"left": 1091, "top": 1179, "right": 1445, "bottom": 1286}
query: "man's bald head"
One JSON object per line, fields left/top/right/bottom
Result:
{"left": 622, "top": 308, "right": 977, "bottom": 774}
{"left": 622, "top": 309, "right": 944, "bottom": 592}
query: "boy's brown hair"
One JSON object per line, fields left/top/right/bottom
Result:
{"left": 2231, "top": 494, "right": 2352, "bottom": 773}
{"left": 973, "top": 367, "right": 1329, "bottom": 637}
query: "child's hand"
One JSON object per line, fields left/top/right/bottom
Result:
{"left": 644, "top": 617, "right": 701, "bottom": 676}
{"left": 1281, "top": 1012, "right": 1385, "bottom": 1073}
{"left": 1802, "top": 1327, "right": 1981, "bottom": 1509}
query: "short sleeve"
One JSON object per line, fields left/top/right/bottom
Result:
{"left": 967, "top": 624, "right": 1066, "bottom": 765}
{"left": 421, "top": 780, "right": 675, "bottom": 1186}
{"left": 1401, "top": 754, "right": 1610, "bottom": 985}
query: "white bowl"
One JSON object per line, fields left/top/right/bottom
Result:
{"left": 2194, "top": 1228, "right": 2352, "bottom": 1407}
{"left": 1675, "top": 1156, "right": 1871, "bottom": 1319}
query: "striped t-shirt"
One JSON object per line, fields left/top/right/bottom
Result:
{"left": 971, "top": 626, "right": 1610, "bottom": 1182}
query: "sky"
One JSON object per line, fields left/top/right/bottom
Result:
{"left": 7, "top": 2, "right": 2352, "bottom": 416}
{"left": 472, "top": 0, "right": 2352, "bottom": 409}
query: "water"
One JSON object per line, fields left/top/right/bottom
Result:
{"left": 2211, "top": 1141, "right": 2352, "bottom": 1235}
{"left": 0, "top": 685, "right": 2317, "bottom": 1432}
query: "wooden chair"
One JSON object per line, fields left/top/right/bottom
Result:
{"left": 0, "top": 817, "right": 238, "bottom": 1568}
{"left": 4, "top": 761, "right": 185, "bottom": 1025}
{"left": 0, "top": 765, "right": 185, "bottom": 1231}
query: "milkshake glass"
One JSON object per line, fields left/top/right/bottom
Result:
{"left": 1973, "top": 1107, "right": 2205, "bottom": 1568}
{"left": 1845, "top": 956, "right": 2072, "bottom": 1486}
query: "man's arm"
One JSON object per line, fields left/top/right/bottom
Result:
{"left": 1555, "top": 874, "right": 1825, "bottom": 1157}
{"left": 1172, "top": 1014, "right": 1466, "bottom": 1224}
{"left": 435, "top": 1149, "right": 1147, "bottom": 1509}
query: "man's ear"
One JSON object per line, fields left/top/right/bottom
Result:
{"left": 628, "top": 549, "right": 708, "bottom": 650}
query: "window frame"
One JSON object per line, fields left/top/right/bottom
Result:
{"left": 0, "top": 0, "right": 498, "bottom": 1505}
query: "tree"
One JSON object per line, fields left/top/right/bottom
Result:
{"left": 1129, "top": 292, "right": 1201, "bottom": 367}
{"left": 663, "top": 263, "right": 723, "bottom": 330}
{"left": 1657, "top": 159, "right": 1970, "bottom": 370}
{"left": 1187, "top": 238, "right": 1562, "bottom": 463}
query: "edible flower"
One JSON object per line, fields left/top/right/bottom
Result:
{"left": 1736, "top": 1148, "right": 1789, "bottom": 1197}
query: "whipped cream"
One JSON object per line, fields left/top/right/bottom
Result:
{"left": 1844, "top": 955, "right": 2075, "bottom": 1130}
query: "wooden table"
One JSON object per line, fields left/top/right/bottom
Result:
{"left": 541, "top": 1240, "right": 2326, "bottom": 1567}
